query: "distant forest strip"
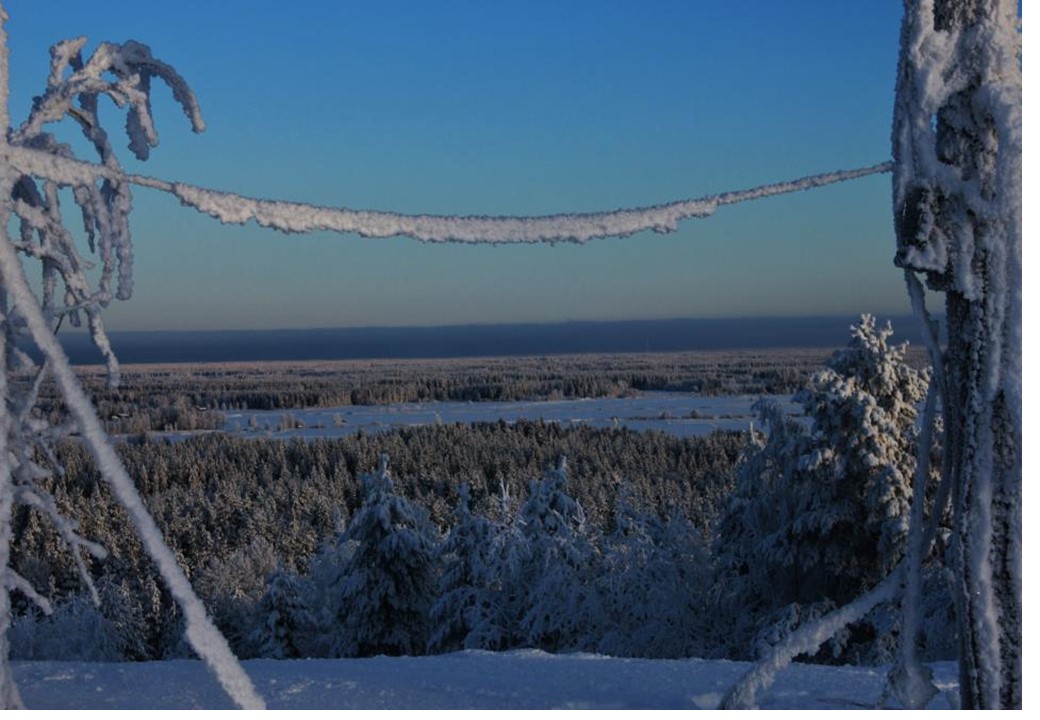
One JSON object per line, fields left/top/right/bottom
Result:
{"left": 40, "top": 348, "right": 923, "bottom": 434}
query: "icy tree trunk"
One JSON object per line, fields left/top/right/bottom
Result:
{"left": 0, "top": 8, "right": 21, "bottom": 708}
{"left": 893, "top": 0, "right": 1020, "bottom": 709}
{"left": 0, "top": 316, "right": 22, "bottom": 710}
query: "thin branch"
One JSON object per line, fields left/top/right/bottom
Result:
{"left": 0, "top": 223, "right": 265, "bottom": 711}
{"left": 720, "top": 569, "right": 904, "bottom": 709}
{"left": 2, "top": 569, "right": 52, "bottom": 615}
{"left": 885, "top": 374, "right": 940, "bottom": 709}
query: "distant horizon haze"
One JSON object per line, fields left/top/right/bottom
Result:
{"left": 53, "top": 314, "right": 929, "bottom": 365}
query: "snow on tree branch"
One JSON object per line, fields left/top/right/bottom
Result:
{"left": 0, "top": 18, "right": 264, "bottom": 709}
{"left": 0, "top": 233, "right": 266, "bottom": 711}
{"left": 721, "top": 570, "right": 903, "bottom": 709}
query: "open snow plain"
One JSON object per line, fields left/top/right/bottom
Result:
{"left": 225, "top": 392, "right": 802, "bottom": 440}
{"left": 12, "top": 651, "right": 959, "bottom": 710}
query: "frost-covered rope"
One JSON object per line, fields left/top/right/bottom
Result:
{"left": 5, "top": 145, "right": 891, "bottom": 244}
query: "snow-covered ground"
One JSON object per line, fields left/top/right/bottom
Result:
{"left": 12, "top": 651, "right": 959, "bottom": 710}
{"left": 225, "top": 393, "right": 802, "bottom": 440}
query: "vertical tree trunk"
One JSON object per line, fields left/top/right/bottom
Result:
{"left": 0, "top": 5, "right": 22, "bottom": 708}
{"left": 893, "top": 0, "right": 1020, "bottom": 709}
{"left": 0, "top": 313, "right": 24, "bottom": 709}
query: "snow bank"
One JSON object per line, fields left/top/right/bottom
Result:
{"left": 11, "top": 652, "right": 960, "bottom": 711}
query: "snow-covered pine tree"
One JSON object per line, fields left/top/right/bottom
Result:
{"left": 293, "top": 531, "right": 353, "bottom": 660}
{"left": 462, "top": 495, "right": 530, "bottom": 652}
{"left": 335, "top": 454, "right": 436, "bottom": 657}
{"left": 194, "top": 537, "right": 279, "bottom": 658}
{"left": 516, "top": 457, "right": 598, "bottom": 653}
{"left": 715, "top": 316, "right": 930, "bottom": 661}
{"left": 8, "top": 591, "right": 123, "bottom": 662}
{"left": 598, "top": 486, "right": 709, "bottom": 659}
{"left": 250, "top": 568, "right": 313, "bottom": 660}
{"left": 789, "top": 315, "right": 929, "bottom": 603}
{"left": 427, "top": 484, "right": 499, "bottom": 653}
{"left": 713, "top": 400, "right": 805, "bottom": 645}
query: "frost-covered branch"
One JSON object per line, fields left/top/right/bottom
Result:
{"left": 2, "top": 570, "right": 52, "bottom": 616}
{"left": 885, "top": 374, "right": 940, "bottom": 709}
{"left": 0, "top": 18, "right": 263, "bottom": 709}
{"left": 720, "top": 570, "right": 903, "bottom": 709}
{"left": 0, "top": 229, "right": 266, "bottom": 711}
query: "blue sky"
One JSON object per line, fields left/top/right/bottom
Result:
{"left": 4, "top": 1, "right": 910, "bottom": 331}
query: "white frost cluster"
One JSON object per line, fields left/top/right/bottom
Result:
{"left": 4, "top": 35, "right": 205, "bottom": 385}
{"left": 0, "top": 25, "right": 262, "bottom": 710}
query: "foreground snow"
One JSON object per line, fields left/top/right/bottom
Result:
{"left": 12, "top": 650, "right": 958, "bottom": 710}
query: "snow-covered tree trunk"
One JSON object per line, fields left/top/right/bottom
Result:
{"left": 0, "top": 9, "right": 22, "bottom": 707}
{"left": 0, "top": 303, "right": 20, "bottom": 710}
{"left": 892, "top": 0, "right": 1020, "bottom": 709}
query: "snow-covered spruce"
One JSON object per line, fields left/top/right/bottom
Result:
{"left": 715, "top": 315, "right": 952, "bottom": 706}
{"left": 427, "top": 484, "right": 501, "bottom": 653}
{"left": 597, "top": 487, "right": 713, "bottom": 659}
{"left": 334, "top": 455, "right": 437, "bottom": 658}
{"left": 250, "top": 569, "right": 314, "bottom": 660}
{"left": 717, "top": 316, "right": 934, "bottom": 655}
{"left": 514, "top": 457, "right": 601, "bottom": 653}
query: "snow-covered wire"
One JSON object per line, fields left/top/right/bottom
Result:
{"left": 3, "top": 146, "right": 890, "bottom": 244}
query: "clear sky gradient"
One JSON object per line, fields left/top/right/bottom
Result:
{"left": 4, "top": 1, "right": 910, "bottom": 332}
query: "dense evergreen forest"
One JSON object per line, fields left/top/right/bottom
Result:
{"left": 11, "top": 335, "right": 950, "bottom": 668}
{"left": 9, "top": 423, "right": 742, "bottom": 661}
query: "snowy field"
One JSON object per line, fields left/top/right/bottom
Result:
{"left": 12, "top": 651, "right": 959, "bottom": 710}
{"left": 224, "top": 393, "right": 802, "bottom": 440}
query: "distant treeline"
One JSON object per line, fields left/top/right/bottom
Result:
{"left": 41, "top": 349, "right": 930, "bottom": 433}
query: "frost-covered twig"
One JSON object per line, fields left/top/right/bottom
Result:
{"left": 0, "top": 283, "right": 21, "bottom": 711}
{"left": 720, "top": 570, "right": 903, "bottom": 709}
{"left": 2, "top": 570, "right": 53, "bottom": 616}
{"left": 884, "top": 374, "right": 939, "bottom": 709}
